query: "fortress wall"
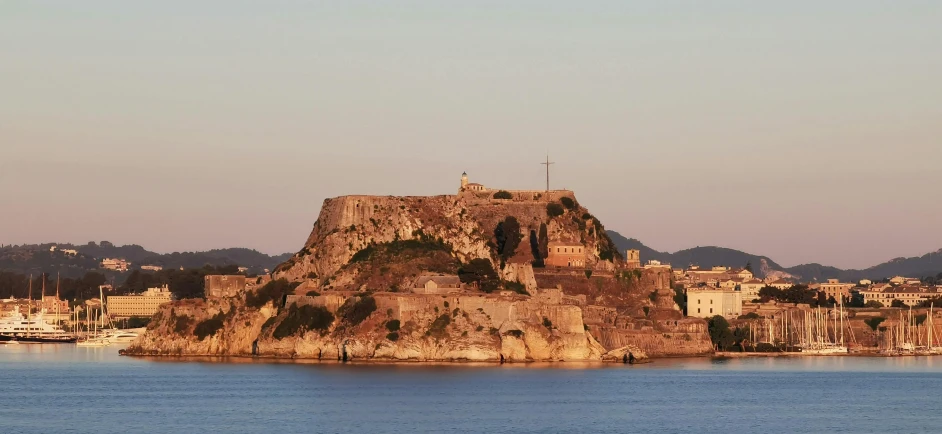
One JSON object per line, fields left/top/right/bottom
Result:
{"left": 287, "top": 294, "right": 349, "bottom": 313}
{"left": 591, "top": 324, "right": 713, "bottom": 356}
{"left": 583, "top": 305, "right": 619, "bottom": 325}
{"left": 459, "top": 190, "right": 575, "bottom": 208}
{"left": 369, "top": 292, "right": 586, "bottom": 333}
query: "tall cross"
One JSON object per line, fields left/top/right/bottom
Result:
{"left": 541, "top": 155, "right": 554, "bottom": 191}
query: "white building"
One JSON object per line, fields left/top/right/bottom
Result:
{"left": 644, "top": 260, "right": 671, "bottom": 269}
{"left": 107, "top": 285, "right": 172, "bottom": 318}
{"left": 739, "top": 279, "right": 766, "bottom": 301}
{"left": 686, "top": 287, "right": 742, "bottom": 319}
{"left": 140, "top": 265, "right": 163, "bottom": 272}
{"left": 101, "top": 258, "right": 130, "bottom": 271}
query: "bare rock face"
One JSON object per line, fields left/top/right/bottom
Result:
{"left": 274, "top": 192, "right": 621, "bottom": 291}
{"left": 127, "top": 298, "right": 275, "bottom": 356}
{"left": 129, "top": 291, "right": 607, "bottom": 362}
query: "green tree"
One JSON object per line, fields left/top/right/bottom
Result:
{"left": 500, "top": 217, "right": 521, "bottom": 262}
{"left": 546, "top": 203, "right": 564, "bottom": 217}
{"left": 493, "top": 190, "right": 513, "bottom": 200}
{"left": 890, "top": 299, "right": 907, "bottom": 308}
{"left": 528, "top": 230, "right": 544, "bottom": 267}
{"left": 708, "top": 315, "right": 735, "bottom": 351}
{"left": 864, "top": 317, "right": 886, "bottom": 332}
{"left": 672, "top": 285, "right": 686, "bottom": 314}
{"left": 865, "top": 300, "right": 884, "bottom": 308}
{"left": 559, "top": 197, "right": 576, "bottom": 210}
{"left": 458, "top": 259, "right": 499, "bottom": 292}
{"left": 538, "top": 223, "right": 548, "bottom": 259}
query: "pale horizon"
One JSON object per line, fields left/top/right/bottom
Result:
{"left": 2, "top": 1, "right": 940, "bottom": 270}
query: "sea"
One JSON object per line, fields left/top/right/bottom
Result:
{"left": 2, "top": 345, "right": 942, "bottom": 434}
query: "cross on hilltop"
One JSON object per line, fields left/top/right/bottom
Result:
{"left": 540, "top": 155, "right": 554, "bottom": 192}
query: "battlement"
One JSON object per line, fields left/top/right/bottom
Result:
{"left": 459, "top": 189, "right": 575, "bottom": 204}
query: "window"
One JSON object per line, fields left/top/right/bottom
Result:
{"left": 710, "top": 308, "right": 713, "bottom": 314}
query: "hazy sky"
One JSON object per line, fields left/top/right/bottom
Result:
{"left": 2, "top": 1, "right": 940, "bottom": 269}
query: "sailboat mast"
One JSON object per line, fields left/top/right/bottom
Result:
{"left": 27, "top": 275, "right": 33, "bottom": 338}
{"left": 56, "top": 273, "right": 60, "bottom": 328}
{"left": 839, "top": 297, "right": 844, "bottom": 346}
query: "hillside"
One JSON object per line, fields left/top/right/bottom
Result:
{"left": 785, "top": 249, "right": 942, "bottom": 282}
{"left": 607, "top": 230, "right": 942, "bottom": 281}
{"left": 0, "top": 242, "right": 291, "bottom": 278}
{"left": 606, "top": 231, "right": 781, "bottom": 277}
{"left": 129, "top": 188, "right": 711, "bottom": 361}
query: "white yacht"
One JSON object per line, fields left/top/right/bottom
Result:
{"left": 0, "top": 306, "right": 76, "bottom": 343}
{"left": 99, "top": 328, "right": 142, "bottom": 343}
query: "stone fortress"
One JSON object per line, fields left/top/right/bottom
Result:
{"left": 458, "top": 171, "right": 576, "bottom": 203}
{"left": 130, "top": 171, "right": 713, "bottom": 361}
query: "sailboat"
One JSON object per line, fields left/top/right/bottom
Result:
{"left": 76, "top": 307, "right": 112, "bottom": 347}
{"left": 0, "top": 276, "right": 76, "bottom": 343}
{"left": 799, "top": 302, "right": 848, "bottom": 355}
{"left": 96, "top": 285, "right": 140, "bottom": 344}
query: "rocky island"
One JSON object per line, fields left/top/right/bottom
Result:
{"left": 127, "top": 174, "right": 713, "bottom": 362}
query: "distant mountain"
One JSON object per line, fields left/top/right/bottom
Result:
{"left": 606, "top": 231, "right": 778, "bottom": 276}
{"left": 784, "top": 250, "right": 942, "bottom": 282}
{"left": 607, "top": 230, "right": 942, "bottom": 282}
{"left": 0, "top": 241, "right": 291, "bottom": 278}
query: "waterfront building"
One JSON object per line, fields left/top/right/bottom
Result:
{"left": 41, "top": 296, "right": 70, "bottom": 314}
{"left": 859, "top": 285, "right": 942, "bottom": 307}
{"left": 686, "top": 287, "right": 742, "bottom": 319}
{"left": 107, "top": 285, "right": 172, "bottom": 318}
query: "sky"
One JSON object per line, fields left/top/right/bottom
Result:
{"left": 1, "top": 1, "right": 940, "bottom": 269}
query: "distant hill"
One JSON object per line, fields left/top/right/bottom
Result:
{"left": 606, "top": 231, "right": 779, "bottom": 276}
{"left": 784, "top": 250, "right": 942, "bottom": 282}
{"left": 607, "top": 230, "right": 942, "bottom": 282}
{"left": 0, "top": 241, "right": 291, "bottom": 278}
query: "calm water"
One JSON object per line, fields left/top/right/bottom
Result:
{"left": 2, "top": 346, "right": 942, "bottom": 433}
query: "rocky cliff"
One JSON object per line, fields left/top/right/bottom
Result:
{"left": 128, "top": 189, "right": 710, "bottom": 361}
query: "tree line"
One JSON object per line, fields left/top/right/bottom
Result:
{"left": 0, "top": 265, "right": 244, "bottom": 302}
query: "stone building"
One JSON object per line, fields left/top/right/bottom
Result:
{"left": 100, "top": 258, "right": 130, "bottom": 271}
{"left": 860, "top": 285, "right": 941, "bottom": 307}
{"left": 459, "top": 172, "right": 487, "bottom": 192}
{"left": 412, "top": 275, "right": 463, "bottom": 294}
{"left": 818, "top": 279, "right": 855, "bottom": 302}
{"left": 686, "top": 287, "right": 742, "bottom": 319}
{"left": 625, "top": 249, "right": 641, "bottom": 269}
{"left": 545, "top": 242, "right": 586, "bottom": 268}
{"left": 739, "top": 278, "right": 766, "bottom": 301}
{"left": 204, "top": 275, "right": 247, "bottom": 299}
